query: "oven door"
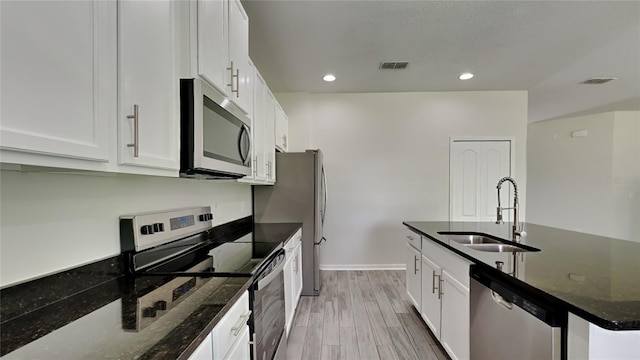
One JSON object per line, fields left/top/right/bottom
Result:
{"left": 252, "top": 249, "right": 286, "bottom": 360}
{"left": 180, "top": 78, "right": 251, "bottom": 178}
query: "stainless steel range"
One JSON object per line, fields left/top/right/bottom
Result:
{"left": 119, "top": 207, "right": 286, "bottom": 360}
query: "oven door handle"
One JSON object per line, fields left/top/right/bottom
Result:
{"left": 255, "top": 260, "right": 285, "bottom": 291}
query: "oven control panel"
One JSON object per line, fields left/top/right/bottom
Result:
{"left": 120, "top": 206, "right": 214, "bottom": 252}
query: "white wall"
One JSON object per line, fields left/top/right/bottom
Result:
{"left": 277, "top": 91, "right": 528, "bottom": 268}
{"left": 527, "top": 111, "right": 640, "bottom": 241}
{"left": 0, "top": 170, "right": 251, "bottom": 287}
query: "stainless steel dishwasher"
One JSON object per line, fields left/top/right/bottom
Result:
{"left": 470, "top": 267, "right": 567, "bottom": 360}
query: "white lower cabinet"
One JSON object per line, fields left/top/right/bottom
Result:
{"left": 440, "top": 270, "right": 470, "bottom": 360}
{"left": 405, "top": 242, "right": 422, "bottom": 309}
{"left": 406, "top": 228, "right": 471, "bottom": 360}
{"left": 190, "top": 333, "right": 214, "bottom": 360}
{"left": 284, "top": 229, "right": 303, "bottom": 336}
{"left": 420, "top": 255, "right": 442, "bottom": 339}
{"left": 188, "top": 291, "right": 250, "bottom": 360}
{"left": 224, "top": 325, "right": 251, "bottom": 360}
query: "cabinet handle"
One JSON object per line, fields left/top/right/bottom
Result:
{"left": 235, "top": 68, "right": 240, "bottom": 98}
{"left": 283, "top": 135, "right": 287, "bottom": 147}
{"left": 231, "top": 310, "right": 252, "bottom": 336}
{"left": 253, "top": 159, "right": 258, "bottom": 176}
{"left": 227, "top": 61, "right": 239, "bottom": 95}
{"left": 438, "top": 278, "right": 444, "bottom": 300}
{"left": 414, "top": 255, "right": 419, "bottom": 274}
{"left": 126, "top": 104, "right": 139, "bottom": 157}
{"left": 406, "top": 235, "right": 414, "bottom": 241}
{"left": 432, "top": 271, "right": 440, "bottom": 294}
{"left": 293, "top": 254, "right": 298, "bottom": 273}
{"left": 250, "top": 333, "right": 258, "bottom": 360}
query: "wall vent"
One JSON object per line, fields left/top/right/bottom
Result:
{"left": 579, "top": 77, "right": 618, "bottom": 85}
{"left": 379, "top": 61, "right": 409, "bottom": 70}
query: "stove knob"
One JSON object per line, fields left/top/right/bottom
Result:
{"left": 154, "top": 300, "right": 167, "bottom": 311}
{"left": 199, "top": 214, "right": 207, "bottom": 221}
{"left": 142, "top": 307, "right": 157, "bottom": 318}
{"left": 153, "top": 223, "right": 164, "bottom": 233}
{"left": 141, "top": 225, "right": 154, "bottom": 235}
{"left": 207, "top": 213, "right": 213, "bottom": 221}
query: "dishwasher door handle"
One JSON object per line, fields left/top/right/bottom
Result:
{"left": 491, "top": 290, "right": 513, "bottom": 310}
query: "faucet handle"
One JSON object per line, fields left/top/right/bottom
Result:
{"left": 496, "top": 207, "right": 504, "bottom": 224}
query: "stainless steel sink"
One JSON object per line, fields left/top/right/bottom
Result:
{"left": 465, "top": 244, "right": 531, "bottom": 253}
{"left": 440, "top": 234, "right": 501, "bottom": 245}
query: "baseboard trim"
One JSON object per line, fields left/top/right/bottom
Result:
{"left": 319, "top": 264, "right": 406, "bottom": 271}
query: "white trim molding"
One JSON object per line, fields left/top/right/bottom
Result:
{"left": 319, "top": 264, "right": 406, "bottom": 271}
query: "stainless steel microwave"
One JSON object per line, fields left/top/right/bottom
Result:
{"left": 180, "top": 78, "right": 251, "bottom": 179}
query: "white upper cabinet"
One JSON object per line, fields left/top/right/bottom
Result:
{"left": 275, "top": 102, "right": 289, "bottom": 152}
{"left": 196, "top": 0, "right": 227, "bottom": 94}
{"left": 194, "top": 0, "right": 251, "bottom": 115}
{"left": 118, "top": 0, "right": 183, "bottom": 171}
{"left": 265, "top": 90, "right": 277, "bottom": 182}
{"left": 0, "top": 0, "right": 115, "bottom": 163}
{"left": 252, "top": 69, "right": 269, "bottom": 182}
{"left": 228, "top": 0, "right": 251, "bottom": 115}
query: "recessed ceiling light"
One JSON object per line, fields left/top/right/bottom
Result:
{"left": 323, "top": 74, "right": 336, "bottom": 82}
{"left": 459, "top": 72, "right": 474, "bottom": 80}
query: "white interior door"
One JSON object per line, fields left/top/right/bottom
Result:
{"left": 450, "top": 140, "right": 511, "bottom": 222}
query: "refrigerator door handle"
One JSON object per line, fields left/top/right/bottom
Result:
{"left": 321, "top": 166, "right": 328, "bottom": 225}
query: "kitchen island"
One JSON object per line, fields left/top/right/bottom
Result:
{"left": 403, "top": 220, "right": 640, "bottom": 359}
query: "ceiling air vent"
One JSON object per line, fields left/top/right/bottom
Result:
{"left": 579, "top": 77, "right": 618, "bottom": 85}
{"left": 379, "top": 61, "right": 409, "bottom": 70}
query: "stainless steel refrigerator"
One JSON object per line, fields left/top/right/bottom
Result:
{"left": 253, "top": 149, "right": 327, "bottom": 296}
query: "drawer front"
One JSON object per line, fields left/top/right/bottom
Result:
{"left": 212, "top": 291, "right": 251, "bottom": 360}
{"left": 405, "top": 228, "right": 421, "bottom": 250}
{"left": 284, "top": 228, "right": 302, "bottom": 253}
{"left": 422, "top": 237, "right": 471, "bottom": 288}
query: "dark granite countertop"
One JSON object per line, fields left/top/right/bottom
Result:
{"left": 0, "top": 217, "right": 302, "bottom": 359}
{"left": 403, "top": 221, "right": 640, "bottom": 331}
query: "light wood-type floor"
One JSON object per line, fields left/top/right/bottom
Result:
{"left": 286, "top": 270, "right": 450, "bottom": 360}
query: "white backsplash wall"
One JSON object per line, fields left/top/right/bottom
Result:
{"left": 276, "top": 91, "right": 528, "bottom": 268}
{"left": 0, "top": 170, "right": 251, "bottom": 287}
{"left": 527, "top": 111, "right": 640, "bottom": 242}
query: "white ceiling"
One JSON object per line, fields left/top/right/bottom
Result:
{"left": 242, "top": 0, "right": 640, "bottom": 122}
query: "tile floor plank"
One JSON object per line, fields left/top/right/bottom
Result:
{"left": 321, "top": 345, "right": 340, "bottom": 360}
{"left": 368, "top": 271, "right": 402, "bottom": 327}
{"left": 301, "top": 313, "right": 324, "bottom": 360}
{"left": 348, "top": 271, "right": 376, "bottom": 345}
{"left": 388, "top": 325, "right": 420, "bottom": 360}
{"left": 398, "top": 313, "right": 438, "bottom": 360}
{"left": 322, "top": 299, "right": 340, "bottom": 345}
{"left": 339, "top": 327, "right": 360, "bottom": 360}
{"left": 364, "top": 300, "right": 393, "bottom": 345}
{"left": 287, "top": 326, "right": 308, "bottom": 360}
{"left": 337, "top": 271, "right": 354, "bottom": 327}
{"left": 293, "top": 296, "right": 313, "bottom": 327}
{"left": 377, "top": 345, "right": 401, "bottom": 360}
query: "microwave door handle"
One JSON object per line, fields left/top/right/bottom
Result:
{"left": 237, "top": 124, "right": 250, "bottom": 165}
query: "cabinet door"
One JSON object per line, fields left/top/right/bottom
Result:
{"left": 440, "top": 270, "right": 470, "bottom": 360}
{"left": 189, "top": 333, "right": 213, "bottom": 360}
{"left": 227, "top": 0, "right": 250, "bottom": 114}
{"left": 223, "top": 325, "right": 250, "bottom": 360}
{"left": 197, "top": 0, "right": 228, "bottom": 95}
{"left": 275, "top": 103, "right": 288, "bottom": 152}
{"left": 264, "top": 90, "right": 277, "bottom": 182}
{"left": 0, "top": 0, "right": 115, "bottom": 162}
{"left": 118, "top": 0, "right": 181, "bottom": 170}
{"left": 293, "top": 241, "right": 303, "bottom": 304}
{"left": 283, "top": 253, "right": 294, "bottom": 336}
{"left": 405, "top": 243, "right": 421, "bottom": 310}
{"left": 420, "top": 255, "right": 442, "bottom": 339}
{"left": 252, "top": 71, "right": 268, "bottom": 181}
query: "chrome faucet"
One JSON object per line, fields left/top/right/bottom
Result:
{"left": 496, "top": 176, "right": 526, "bottom": 241}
